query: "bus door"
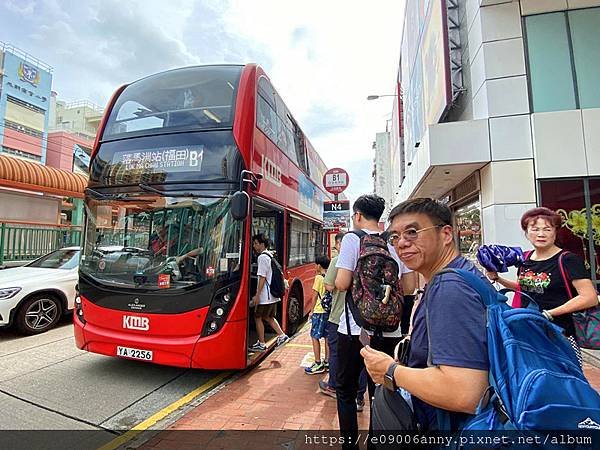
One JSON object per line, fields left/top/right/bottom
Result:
{"left": 247, "top": 200, "right": 284, "bottom": 360}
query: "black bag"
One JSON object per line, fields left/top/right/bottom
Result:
{"left": 371, "top": 385, "right": 417, "bottom": 431}
{"left": 263, "top": 252, "right": 286, "bottom": 299}
{"left": 321, "top": 290, "right": 333, "bottom": 313}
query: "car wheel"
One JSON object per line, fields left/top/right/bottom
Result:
{"left": 286, "top": 294, "right": 302, "bottom": 336}
{"left": 15, "top": 293, "right": 63, "bottom": 335}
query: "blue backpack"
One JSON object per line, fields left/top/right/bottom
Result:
{"left": 431, "top": 268, "right": 600, "bottom": 445}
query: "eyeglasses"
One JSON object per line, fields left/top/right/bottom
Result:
{"left": 387, "top": 225, "right": 443, "bottom": 244}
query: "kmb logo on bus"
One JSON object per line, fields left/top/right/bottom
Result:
{"left": 123, "top": 315, "right": 150, "bottom": 331}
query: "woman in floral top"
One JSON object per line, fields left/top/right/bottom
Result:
{"left": 486, "top": 207, "right": 597, "bottom": 358}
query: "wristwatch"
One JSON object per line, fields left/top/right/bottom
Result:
{"left": 542, "top": 310, "right": 554, "bottom": 321}
{"left": 383, "top": 362, "right": 399, "bottom": 391}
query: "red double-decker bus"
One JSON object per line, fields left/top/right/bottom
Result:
{"left": 74, "top": 64, "right": 335, "bottom": 369}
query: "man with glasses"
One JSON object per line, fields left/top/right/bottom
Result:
{"left": 361, "top": 198, "right": 490, "bottom": 432}
{"left": 334, "top": 194, "right": 415, "bottom": 449}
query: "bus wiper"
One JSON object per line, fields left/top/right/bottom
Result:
{"left": 138, "top": 183, "right": 226, "bottom": 199}
{"left": 85, "top": 188, "right": 139, "bottom": 201}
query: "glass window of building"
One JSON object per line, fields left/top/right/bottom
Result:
{"left": 568, "top": 8, "right": 600, "bottom": 109}
{"left": 525, "top": 13, "right": 576, "bottom": 112}
{"left": 525, "top": 7, "right": 600, "bottom": 112}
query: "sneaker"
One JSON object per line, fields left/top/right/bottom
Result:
{"left": 318, "top": 380, "right": 336, "bottom": 398}
{"left": 275, "top": 334, "right": 290, "bottom": 348}
{"left": 356, "top": 397, "right": 365, "bottom": 412}
{"left": 323, "top": 360, "right": 329, "bottom": 371}
{"left": 305, "top": 361, "right": 326, "bottom": 375}
{"left": 248, "top": 341, "right": 267, "bottom": 352}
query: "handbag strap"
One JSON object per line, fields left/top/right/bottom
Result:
{"left": 558, "top": 251, "right": 574, "bottom": 299}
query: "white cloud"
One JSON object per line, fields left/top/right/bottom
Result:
{"left": 0, "top": 0, "right": 405, "bottom": 197}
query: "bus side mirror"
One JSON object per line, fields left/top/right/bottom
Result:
{"left": 231, "top": 191, "right": 249, "bottom": 221}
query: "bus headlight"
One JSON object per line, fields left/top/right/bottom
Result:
{"left": 75, "top": 294, "right": 86, "bottom": 324}
{"left": 202, "top": 284, "right": 239, "bottom": 337}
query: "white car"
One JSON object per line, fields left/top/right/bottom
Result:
{"left": 0, "top": 247, "right": 80, "bottom": 334}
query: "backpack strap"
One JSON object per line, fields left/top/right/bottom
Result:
{"left": 348, "top": 229, "right": 368, "bottom": 239}
{"left": 558, "top": 251, "right": 575, "bottom": 299}
{"left": 424, "top": 268, "right": 517, "bottom": 430}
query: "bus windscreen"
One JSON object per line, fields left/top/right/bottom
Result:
{"left": 80, "top": 196, "right": 242, "bottom": 290}
{"left": 102, "top": 65, "right": 243, "bottom": 140}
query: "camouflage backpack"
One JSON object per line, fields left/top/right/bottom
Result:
{"left": 347, "top": 231, "right": 404, "bottom": 332}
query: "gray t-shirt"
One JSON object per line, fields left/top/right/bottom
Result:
{"left": 324, "top": 255, "right": 345, "bottom": 325}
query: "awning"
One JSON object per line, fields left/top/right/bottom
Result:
{"left": 0, "top": 154, "right": 87, "bottom": 198}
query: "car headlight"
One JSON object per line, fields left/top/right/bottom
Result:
{"left": 0, "top": 287, "right": 22, "bottom": 300}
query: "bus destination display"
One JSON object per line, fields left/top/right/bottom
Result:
{"left": 112, "top": 146, "right": 204, "bottom": 173}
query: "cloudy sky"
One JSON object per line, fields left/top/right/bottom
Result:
{"left": 1, "top": 0, "right": 405, "bottom": 201}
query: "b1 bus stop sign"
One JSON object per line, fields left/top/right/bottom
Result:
{"left": 323, "top": 168, "right": 349, "bottom": 199}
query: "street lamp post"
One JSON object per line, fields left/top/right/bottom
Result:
{"left": 366, "top": 94, "right": 398, "bottom": 101}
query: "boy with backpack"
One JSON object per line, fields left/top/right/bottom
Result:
{"left": 334, "top": 195, "right": 415, "bottom": 449}
{"left": 305, "top": 255, "right": 331, "bottom": 375}
{"left": 249, "top": 233, "right": 289, "bottom": 352}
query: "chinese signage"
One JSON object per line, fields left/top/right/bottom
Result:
{"left": 112, "top": 146, "right": 204, "bottom": 173}
{"left": 1, "top": 52, "right": 52, "bottom": 110}
{"left": 323, "top": 200, "right": 350, "bottom": 230}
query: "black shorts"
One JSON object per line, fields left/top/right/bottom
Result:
{"left": 254, "top": 303, "right": 277, "bottom": 318}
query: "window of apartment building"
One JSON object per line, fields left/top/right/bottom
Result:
{"left": 539, "top": 178, "right": 599, "bottom": 287}
{"left": 525, "top": 8, "right": 600, "bottom": 112}
{"left": 0, "top": 146, "right": 42, "bottom": 162}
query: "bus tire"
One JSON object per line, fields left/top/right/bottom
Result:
{"left": 286, "top": 294, "right": 302, "bottom": 336}
{"left": 15, "top": 293, "right": 63, "bottom": 335}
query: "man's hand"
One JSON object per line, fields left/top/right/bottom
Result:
{"left": 360, "top": 345, "right": 395, "bottom": 384}
{"left": 250, "top": 295, "right": 259, "bottom": 307}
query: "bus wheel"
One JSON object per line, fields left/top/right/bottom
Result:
{"left": 286, "top": 295, "right": 301, "bottom": 336}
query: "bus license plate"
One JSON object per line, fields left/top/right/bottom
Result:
{"left": 117, "top": 346, "right": 153, "bottom": 361}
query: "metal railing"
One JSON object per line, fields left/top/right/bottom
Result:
{"left": 0, "top": 221, "right": 82, "bottom": 266}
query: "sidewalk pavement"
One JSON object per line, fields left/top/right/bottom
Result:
{"left": 140, "top": 327, "right": 600, "bottom": 449}
{"left": 141, "top": 324, "right": 368, "bottom": 449}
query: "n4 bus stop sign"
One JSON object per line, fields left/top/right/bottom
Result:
{"left": 323, "top": 168, "right": 349, "bottom": 196}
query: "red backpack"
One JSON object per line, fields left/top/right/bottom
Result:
{"left": 347, "top": 231, "right": 404, "bottom": 332}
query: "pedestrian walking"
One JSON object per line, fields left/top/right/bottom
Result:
{"left": 248, "top": 233, "right": 289, "bottom": 352}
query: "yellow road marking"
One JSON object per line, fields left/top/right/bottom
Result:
{"left": 98, "top": 371, "right": 231, "bottom": 450}
{"left": 285, "top": 343, "right": 313, "bottom": 348}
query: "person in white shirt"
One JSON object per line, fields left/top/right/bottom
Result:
{"left": 334, "top": 194, "right": 417, "bottom": 450}
{"left": 248, "top": 233, "right": 290, "bottom": 352}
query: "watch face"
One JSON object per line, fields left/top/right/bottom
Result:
{"left": 384, "top": 363, "right": 398, "bottom": 391}
{"left": 383, "top": 374, "right": 394, "bottom": 391}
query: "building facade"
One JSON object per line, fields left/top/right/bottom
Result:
{"left": 47, "top": 97, "right": 102, "bottom": 174}
{"left": 395, "top": 0, "right": 600, "bottom": 286}
{"left": 0, "top": 42, "right": 53, "bottom": 164}
{"left": 373, "top": 131, "right": 396, "bottom": 222}
{"left": 0, "top": 43, "right": 91, "bottom": 233}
